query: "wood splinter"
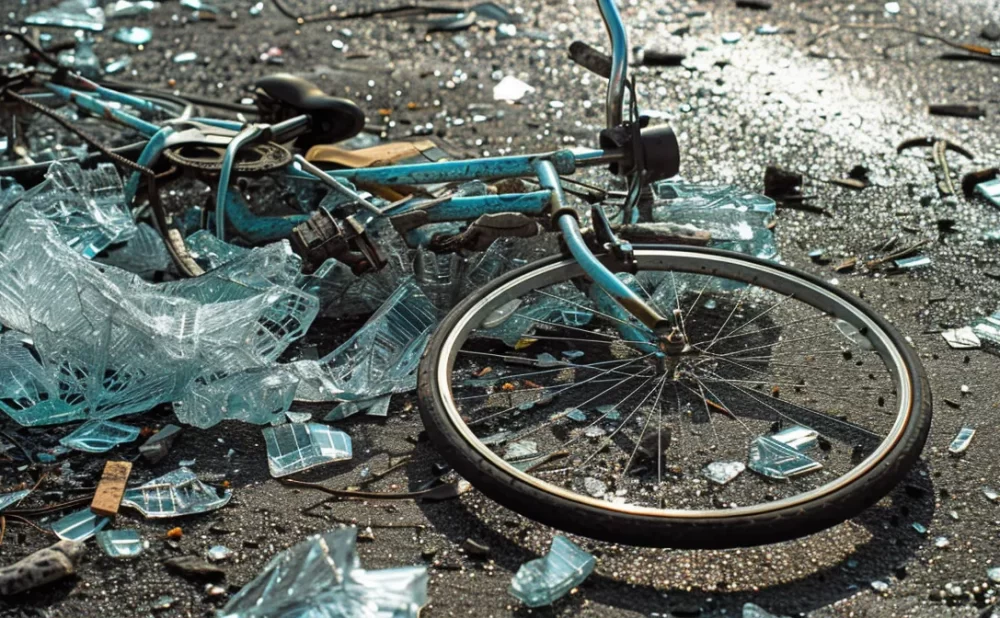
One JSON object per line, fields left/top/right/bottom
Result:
{"left": 90, "top": 460, "right": 132, "bottom": 518}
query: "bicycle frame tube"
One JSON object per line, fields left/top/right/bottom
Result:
{"left": 596, "top": 0, "right": 629, "bottom": 129}
{"left": 534, "top": 159, "right": 670, "bottom": 334}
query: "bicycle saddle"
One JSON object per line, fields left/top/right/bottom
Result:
{"left": 254, "top": 74, "right": 365, "bottom": 148}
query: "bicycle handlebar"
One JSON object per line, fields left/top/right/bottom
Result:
{"left": 596, "top": 0, "right": 629, "bottom": 130}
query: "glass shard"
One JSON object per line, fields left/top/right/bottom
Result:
{"left": 51, "top": 508, "right": 110, "bottom": 542}
{"left": 748, "top": 434, "right": 823, "bottom": 480}
{"left": 0, "top": 489, "right": 32, "bottom": 512}
{"left": 139, "top": 424, "right": 182, "bottom": 464}
{"left": 482, "top": 282, "right": 593, "bottom": 347}
{"left": 98, "top": 222, "right": 172, "bottom": 277}
{"left": 106, "top": 1, "right": 159, "bottom": 18}
{"left": 325, "top": 395, "right": 392, "bottom": 421}
{"left": 60, "top": 419, "right": 140, "bottom": 453}
{"left": 743, "top": 603, "right": 788, "bottom": 618}
{"left": 977, "top": 178, "right": 1000, "bottom": 208}
{"left": 894, "top": 255, "right": 930, "bottom": 270}
{"left": 174, "top": 367, "right": 300, "bottom": 429}
{"left": 948, "top": 427, "right": 975, "bottom": 454}
{"left": 96, "top": 529, "right": 144, "bottom": 558}
{"left": 220, "top": 527, "right": 428, "bottom": 618}
{"left": 6, "top": 162, "right": 135, "bottom": 258}
{"left": 120, "top": 467, "right": 232, "bottom": 518}
{"left": 208, "top": 545, "right": 233, "bottom": 562}
{"left": 971, "top": 312, "right": 1000, "bottom": 345}
{"left": 112, "top": 26, "right": 153, "bottom": 46}
{"left": 771, "top": 425, "right": 819, "bottom": 451}
{"left": 505, "top": 440, "right": 538, "bottom": 460}
{"left": 0, "top": 190, "right": 317, "bottom": 428}
{"left": 703, "top": 461, "right": 745, "bottom": 485}
{"left": 493, "top": 76, "right": 535, "bottom": 102}
{"left": 262, "top": 423, "right": 352, "bottom": 478}
{"left": 509, "top": 535, "right": 595, "bottom": 607}
{"left": 24, "top": 0, "right": 105, "bottom": 31}
{"left": 57, "top": 33, "right": 103, "bottom": 79}
{"left": 941, "top": 326, "right": 981, "bottom": 349}
{"left": 309, "top": 280, "right": 437, "bottom": 401}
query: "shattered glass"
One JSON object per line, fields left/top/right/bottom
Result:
{"left": 941, "top": 326, "right": 981, "bottom": 349}
{"left": 4, "top": 162, "right": 136, "bottom": 259}
{"left": 311, "top": 280, "right": 437, "bottom": 401}
{"left": 220, "top": 527, "right": 428, "bottom": 618}
{"left": 703, "top": 461, "right": 745, "bottom": 485}
{"left": 96, "top": 529, "right": 144, "bottom": 558}
{"left": 24, "top": 0, "right": 106, "bottom": 31}
{"left": 509, "top": 535, "right": 595, "bottom": 607}
{"left": 976, "top": 178, "right": 1000, "bottom": 208}
{"left": 120, "top": 467, "right": 232, "bottom": 518}
{"left": 743, "top": 603, "right": 788, "bottom": 618}
{"left": 51, "top": 508, "right": 110, "bottom": 542}
{"left": 748, "top": 426, "right": 823, "bottom": 480}
{"left": 971, "top": 312, "right": 1000, "bottom": 345}
{"left": 651, "top": 181, "right": 777, "bottom": 259}
{"left": 60, "top": 419, "right": 140, "bottom": 453}
{"left": 482, "top": 282, "right": 593, "bottom": 346}
{"left": 0, "top": 489, "right": 32, "bottom": 513}
{"left": 57, "top": 33, "right": 103, "bottom": 79}
{"left": 174, "top": 366, "right": 300, "bottom": 429}
{"left": 325, "top": 395, "right": 392, "bottom": 421}
{"left": 262, "top": 423, "right": 353, "bottom": 478}
{"left": 112, "top": 26, "right": 154, "bottom": 46}
{"left": 98, "top": 223, "right": 171, "bottom": 278}
{"left": 948, "top": 427, "right": 975, "bottom": 454}
{"left": 0, "top": 183, "right": 317, "bottom": 427}
{"left": 106, "top": 1, "right": 159, "bottom": 19}
{"left": 184, "top": 230, "right": 250, "bottom": 271}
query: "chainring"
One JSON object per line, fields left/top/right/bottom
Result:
{"left": 162, "top": 141, "right": 292, "bottom": 177}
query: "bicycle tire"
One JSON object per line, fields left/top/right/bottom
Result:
{"left": 417, "top": 245, "right": 931, "bottom": 548}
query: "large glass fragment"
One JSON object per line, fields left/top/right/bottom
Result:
{"left": 509, "top": 535, "right": 595, "bottom": 607}
{"left": 325, "top": 395, "right": 391, "bottom": 421}
{"left": 120, "top": 467, "right": 231, "bottom": 518}
{"left": 4, "top": 162, "right": 135, "bottom": 258}
{"left": 220, "top": 527, "right": 428, "bottom": 618}
{"left": 96, "top": 529, "right": 144, "bottom": 558}
{"left": 51, "top": 508, "right": 110, "bottom": 542}
{"left": 0, "top": 489, "right": 32, "bottom": 513}
{"left": 311, "top": 280, "right": 437, "bottom": 401}
{"left": 262, "top": 423, "right": 353, "bottom": 478}
{"left": 0, "top": 191, "right": 317, "bottom": 427}
{"left": 24, "top": 0, "right": 105, "bottom": 31}
{"left": 651, "top": 181, "right": 777, "bottom": 259}
{"left": 60, "top": 419, "right": 140, "bottom": 453}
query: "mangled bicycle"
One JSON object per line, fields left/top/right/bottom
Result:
{"left": 0, "top": 0, "right": 929, "bottom": 548}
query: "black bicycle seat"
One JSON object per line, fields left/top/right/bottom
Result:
{"left": 254, "top": 73, "right": 365, "bottom": 148}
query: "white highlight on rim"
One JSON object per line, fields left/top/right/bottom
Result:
{"left": 433, "top": 249, "right": 914, "bottom": 520}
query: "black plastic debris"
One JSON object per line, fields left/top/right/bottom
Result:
{"left": 763, "top": 165, "right": 803, "bottom": 201}
{"left": 928, "top": 104, "right": 985, "bottom": 119}
{"left": 735, "top": 0, "right": 773, "bottom": 9}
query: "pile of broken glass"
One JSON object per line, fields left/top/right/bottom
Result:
{"left": 0, "top": 160, "right": 779, "bottom": 447}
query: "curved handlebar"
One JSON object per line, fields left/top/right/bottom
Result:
{"left": 596, "top": 0, "right": 629, "bottom": 129}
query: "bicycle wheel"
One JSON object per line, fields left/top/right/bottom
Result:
{"left": 417, "top": 245, "right": 931, "bottom": 548}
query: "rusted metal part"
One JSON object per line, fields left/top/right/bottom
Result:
{"left": 897, "top": 137, "right": 975, "bottom": 196}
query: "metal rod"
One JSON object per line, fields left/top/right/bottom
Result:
{"left": 534, "top": 158, "right": 668, "bottom": 334}
{"left": 293, "top": 154, "right": 384, "bottom": 215}
{"left": 596, "top": 0, "right": 629, "bottom": 129}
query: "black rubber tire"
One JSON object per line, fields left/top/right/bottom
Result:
{"left": 417, "top": 245, "right": 932, "bottom": 548}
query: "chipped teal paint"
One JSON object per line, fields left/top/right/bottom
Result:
{"left": 419, "top": 191, "right": 552, "bottom": 222}
{"left": 224, "top": 191, "right": 309, "bottom": 243}
{"left": 125, "top": 127, "right": 174, "bottom": 204}
{"left": 325, "top": 150, "right": 577, "bottom": 186}
{"left": 44, "top": 84, "right": 160, "bottom": 136}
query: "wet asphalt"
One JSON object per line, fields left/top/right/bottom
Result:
{"left": 2, "top": 0, "right": 1000, "bottom": 616}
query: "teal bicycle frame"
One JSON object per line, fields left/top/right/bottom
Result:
{"left": 39, "top": 0, "right": 671, "bottom": 334}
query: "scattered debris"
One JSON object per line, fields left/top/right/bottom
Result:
{"left": 703, "top": 461, "right": 746, "bottom": 485}
{"left": 748, "top": 426, "right": 823, "bottom": 480}
{"left": 493, "top": 76, "right": 535, "bottom": 102}
{"left": 263, "top": 423, "right": 352, "bottom": 478}
{"left": 942, "top": 327, "right": 981, "bottom": 349}
{"left": 948, "top": 427, "right": 975, "bottom": 455}
{"left": 509, "top": 535, "right": 595, "bottom": 607}
{"left": 928, "top": 104, "right": 985, "bottom": 119}
{"left": 120, "top": 468, "right": 232, "bottom": 518}
{"left": 164, "top": 556, "right": 226, "bottom": 582}
{"left": 96, "top": 530, "right": 144, "bottom": 559}
{"left": 219, "top": 528, "right": 428, "bottom": 617}
{"left": 139, "top": 425, "right": 183, "bottom": 464}
{"left": 91, "top": 460, "right": 133, "bottom": 517}
{"left": 0, "top": 540, "right": 84, "bottom": 596}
